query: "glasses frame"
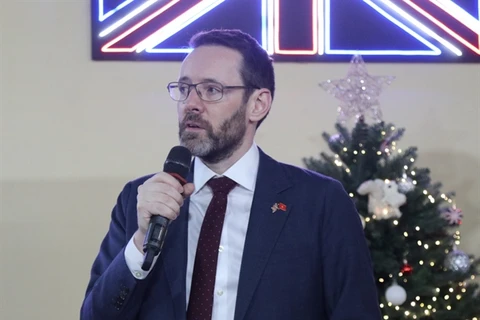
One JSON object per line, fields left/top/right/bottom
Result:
{"left": 167, "top": 81, "right": 260, "bottom": 102}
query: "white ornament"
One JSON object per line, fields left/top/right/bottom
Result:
{"left": 385, "top": 282, "right": 407, "bottom": 306}
{"left": 357, "top": 179, "right": 407, "bottom": 219}
{"left": 359, "top": 214, "right": 366, "bottom": 229}
{"left": 441, "top": 207, "right": 463, "bottom": 225}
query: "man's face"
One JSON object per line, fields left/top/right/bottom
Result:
{"left": 176, "top": 45, "right": 249, "bottom": 164}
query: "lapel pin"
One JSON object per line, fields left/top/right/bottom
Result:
{"left": 271, "top": 202, "right": 287, "bottom": 213}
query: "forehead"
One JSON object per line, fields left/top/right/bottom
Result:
{"left": 179, "top": 45, "right": 243, "bottom": 84}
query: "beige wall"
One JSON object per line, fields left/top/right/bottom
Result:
{"left": 1, "top": 1, "right": 479, "bottom": 319}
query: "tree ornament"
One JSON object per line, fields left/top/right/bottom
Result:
{"left": 397, "top": 173, "right": 415, "bottom": 194}
{"left": 445, "top": 245, "right": 471, "bottom": 273}
{"left": 319, "top": 55, "right": 395, "bottom": 124}
{"left": 328, "top": 134, "right": 344, "bottom": 145}
{"left": 401, "top": 259, "right": 413, "bottom": 276}
{"left": 385, "top": 281, "right": 407, "bottom": 306}
{"left": 441, "top": 206, "right": 463, "bottom": 225}
{"left": 357, "top": 179, "right": 407, "bottom": 219}
{"left": 359, "top": 214, "right": 366, "bottom": 229}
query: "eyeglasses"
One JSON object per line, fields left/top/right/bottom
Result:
{"left": 167, "top": 81, "right": 259, "bottom": 102}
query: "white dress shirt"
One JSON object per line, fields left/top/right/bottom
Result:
{"left": 125, "top": 143, "right": 260, "bottom": 319}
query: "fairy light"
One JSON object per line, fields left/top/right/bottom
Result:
{"left": 395, "top": 306, "right": 400, "bottom": 310}
{"left": 423, "top": 190, "right": 428, "bottom": 195}
{"left": 346, "top": 168, "right": 350, "bottom": 173}
{"left": 384, "top": 315, "right": 389, "bottom": 320}
{"left": 410, "top": 170, "right": 416, "bottom": 175}
{"left": 405, "top": 311, "right": 410, "bottom": 316}
{"left": 353, "top": 150, "right": 358, "bottom": 155}
{"left": 435, "top": 240, "right": 441, "bottom": 245}
{"left": 365, "top": 217, "right": 371, "bottom": 222}
{"left": 462, "top": 288, "right": 467, "bottom": 293}
{"left": 411, "top": 301, "right": 416, "bottom": 306}
{"left": 393, "top": 220, "right": 399, "bottom": 225}
{"left": 456, "top": 294, "right": 461, "bottom": 300}
{"left": 343, "top": 147, "right": 347, "bottom": 152}
{"left": 430, "top": 261, "right": 435, "bottom": 267}
{"left": 436, "top": 288, "right": 440, "bottom": 293}
{"left": 424, "top": 310, "right": 430, "bottom": 316}
{"left": 377, "top": 151, "right": 382, "bottom": 155}
{"left": 412, "top": 315, "right": 417, "bottom": 319}
{"left": 419, "top": 260, "right": 424, "bottom": 265}
{"left": 379, "top": 278, "right": 385, "bottom": 283}
{"left": 349, "top": 193, "right": 354, "bottom": 197}
{"left": 432, "top": 297, "right": 437, "bottom": 301}
{"left": 415, "top": 226, "right": 420, "bottom": 231}
{"left": 416, "top": 296, "right": 420, "bottom": 301}
{"left": 404, "top": 232, "right": 409, "bottom": 237}
{"left": 446, "top": 306, "right": 451, "bottom": 310}
{"left": 444, "top": 294, "right": 449, "bottom": 300}
{"left": 404, "top": 165, "right": 408, "bottom": 170}
{"left": 361, "top": 150, "right": 366, "bottom": 154}
{"left": 379, "top": 303, "right": 384, "bottom": 308}
{"left": 449, "top": 288, "right": 454, "bottom": 293}
{"left": 417, "top": 240, "right": 422, "bottom": 246}
{"left": 424, "top": 244, "right": 429, "bottom": 249}
{"left": 427, "top": 305, "right": 432, "bottom": 309}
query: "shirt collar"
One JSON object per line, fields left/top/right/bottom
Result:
{"left": 192, "top": 143, "right": 260, "bottom": 194}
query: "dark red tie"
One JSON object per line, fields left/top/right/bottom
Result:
{"left": 187, "top": 176, "right": 237, "bottom": 320}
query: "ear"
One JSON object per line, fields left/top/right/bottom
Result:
{"left": 247, "top": 88, "right": 272, "bottom": 124}
{"left": 357, "top": 180, "right": 373, "bottom": 195}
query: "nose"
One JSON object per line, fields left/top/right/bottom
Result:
{"left": 182, "top": 87, "right": 205, "bottom": 113}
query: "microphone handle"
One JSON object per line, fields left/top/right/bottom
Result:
{"left": 141, "top": 173, "right": 187, "bottom": 271}
{"left": 141, "top": 215, "right": 169, "bottom": 271}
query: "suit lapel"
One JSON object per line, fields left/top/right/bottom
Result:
{"left": 234, "top": 150, "right": 292, "bottom": 320}
{"left": 161, "top": 166, "right": 194, "bottom": 320}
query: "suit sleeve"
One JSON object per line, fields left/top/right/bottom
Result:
{"left": 80, "top": 181, "right": 153, "bottom": 320}
{"left": 321, "top": 179, "right": 382, "bottom": 320}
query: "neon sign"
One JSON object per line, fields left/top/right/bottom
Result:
{"left": 91, "top": 0, "right": 480, "bottom": 62}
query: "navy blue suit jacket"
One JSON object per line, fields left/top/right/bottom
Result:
{"left": 81, "top": 149, "right": 382, "bottom": 319}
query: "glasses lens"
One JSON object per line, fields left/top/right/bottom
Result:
{"left": 197, "top": 82, "right": 223, "bottom": 101}
{"left": 168, "top": 83, "right": 189, "bottom": 101}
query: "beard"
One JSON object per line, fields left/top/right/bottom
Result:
{"left": 179, "top": 103, "right": 247, "bottom": 164}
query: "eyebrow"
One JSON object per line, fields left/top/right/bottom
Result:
{"left": 178, "top": 76, "right": 222, "bottom": 84}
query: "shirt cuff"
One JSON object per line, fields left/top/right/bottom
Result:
{"left": 124, "top": 235, "right": 159, "bottom": 280}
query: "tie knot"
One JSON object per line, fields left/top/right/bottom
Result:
{"left": 207, "top": 176, "right": 237, "bottom": 195}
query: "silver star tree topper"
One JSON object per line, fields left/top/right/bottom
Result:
{"left": 319, "top": 55, "right": 395, "bottom": 124}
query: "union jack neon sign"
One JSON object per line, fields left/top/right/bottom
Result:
{"left": 91, "top": 0, "right": 480, "bottom": 62}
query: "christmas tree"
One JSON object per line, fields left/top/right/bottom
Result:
{"left": 303, "top": 55, "right": 480, "bottom": 319}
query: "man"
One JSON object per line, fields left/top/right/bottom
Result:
{"left": 81, "top": 29, "right": 381, "bottom": 320}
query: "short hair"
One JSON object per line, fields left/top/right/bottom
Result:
{"left": 189, "top": 29, "right": 275, "bottom": 128}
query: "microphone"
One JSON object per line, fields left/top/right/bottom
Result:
{"left": 141, "top": 145, "right": 192, "bottom": 271}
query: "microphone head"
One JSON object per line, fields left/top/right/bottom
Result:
{"left": 163, "top": 146, "right": 192, "bottom": 180}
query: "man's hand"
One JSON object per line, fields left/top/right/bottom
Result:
{"left": 133, "top": 172, "right": 195, "bottom": 252}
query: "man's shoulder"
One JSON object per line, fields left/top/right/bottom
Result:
{"left": 277, "top": 161, "right": 340, "bottom": 188}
